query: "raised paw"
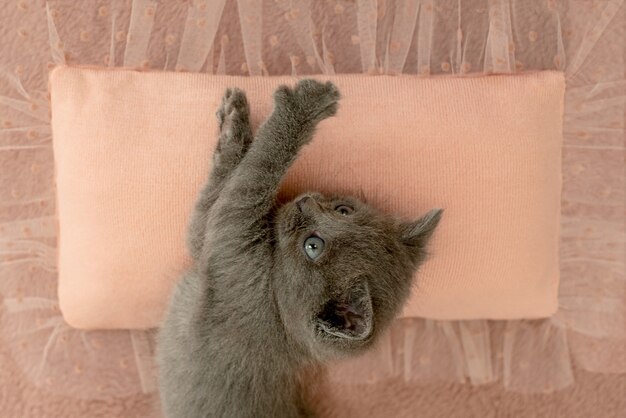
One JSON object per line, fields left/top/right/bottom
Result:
{"left": 273, "top": 79, "right": 340, "bottom": 125}
{"left": 217, "top": 88, "right": 251, "bottom": 135}
{"left": 213, "top": 88, "right": 253, "bottom": 173}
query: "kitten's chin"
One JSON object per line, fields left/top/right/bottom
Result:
{"left": 314, "top": 280, "right": 373, "bottom": 344}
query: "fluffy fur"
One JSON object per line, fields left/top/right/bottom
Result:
{"left": 157, "top": 80, "right": 442, "bottom": 418}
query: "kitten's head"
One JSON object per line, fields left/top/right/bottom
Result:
{"left": 273, "top": 192, "right": 442, "bottom": 359}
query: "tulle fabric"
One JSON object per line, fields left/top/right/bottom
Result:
{"left": 0, "top": 0, "right": 624, "bottom": 399}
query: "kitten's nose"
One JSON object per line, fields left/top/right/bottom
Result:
{"left": 296, "top": 196, "right": 317, "bottom": 212}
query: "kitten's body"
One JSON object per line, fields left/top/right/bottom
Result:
{"left": 157, "top": 80, "right": 442, "bottom": 418}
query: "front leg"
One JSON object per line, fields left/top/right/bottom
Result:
{"left": 187, "top": 88, "right": 253, "bottom": 260}
{"left": 220, "top": 79, "right": 340, "bottom": 219}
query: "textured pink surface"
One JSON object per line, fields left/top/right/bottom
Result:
{"left": 1, "top": 336, "right": 625, "bottom": 418}
{"left": 51, "top": 68, "right": 564, "bottom": 329}
{"left": 1, "top": 0, "right": 624, "bottom": 407}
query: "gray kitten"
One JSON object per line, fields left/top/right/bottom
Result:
{"left": 157, "top": 80, "right": 442, "bottom": 418}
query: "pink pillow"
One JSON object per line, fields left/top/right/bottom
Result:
{"left": 51, "top": 67, "right": 564, "bottom": 329}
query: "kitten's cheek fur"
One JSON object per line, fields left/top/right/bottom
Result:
{"left": 276, "top": 201, "right": 300, "bottom": 237}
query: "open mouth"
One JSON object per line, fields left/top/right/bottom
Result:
{"left": 315, "top": 280, "right": 373, "bottom": 341}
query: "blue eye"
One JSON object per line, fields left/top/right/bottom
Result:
{"left": 304, "top": 236, "right": 325, "bottom": 260}
{"left": 335, "top": 205, "right": 353, "bottom": 216}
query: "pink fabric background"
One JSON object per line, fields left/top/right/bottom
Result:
{"left": 1, "top": 340, "right": 625, "bottom": 418}
{"left": 0, "top": 0, "right": 624, "bottom": 414}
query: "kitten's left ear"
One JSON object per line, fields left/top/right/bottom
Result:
{"left": 400, "top": 208, "right": 444, "bottom": 262}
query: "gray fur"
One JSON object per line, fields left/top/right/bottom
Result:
{"left": 157, "top": 80, "right": 443, "bottom": 418}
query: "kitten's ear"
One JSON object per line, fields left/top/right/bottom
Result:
{"left": 400, "top": 209, "right": 443, "bottom": 261}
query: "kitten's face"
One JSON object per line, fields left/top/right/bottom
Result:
{"left": 274, "top": 193, "right": 442, "bottom": 359}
